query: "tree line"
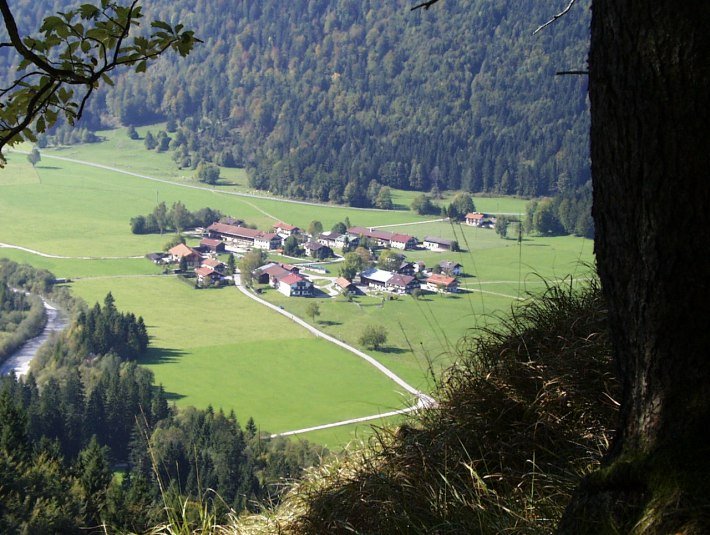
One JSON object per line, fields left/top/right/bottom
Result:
{"left": 130, "top": 202, "right": 222, "bottom": 235}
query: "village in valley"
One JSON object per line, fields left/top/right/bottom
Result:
{"left": 151, "top": 211, "right": 497, "bottom": 300}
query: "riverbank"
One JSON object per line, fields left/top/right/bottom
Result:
{"left": 0, "top": 289, "right": 47, "bottom": 364}
{"left": 0, "top": 298, "right": 66, "bottom": 376}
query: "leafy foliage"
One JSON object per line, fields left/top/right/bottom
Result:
{"left": 130, "top": 202, "right": 221, "bottom": 234}
{"left": 0, "top": 0, "right": 198, "bottom": 163}
{"left": 0, "top": 281, "right": 46, "bottom": 361}
{"left": 359, "top": 324, "right": 387, "bottom": 350}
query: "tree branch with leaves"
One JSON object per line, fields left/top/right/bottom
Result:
{"left": 0, "top": 0, "right": 199, "bottom": 165}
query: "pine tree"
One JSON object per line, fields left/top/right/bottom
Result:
{"left": 76, "top": 436, "right": 113, "bottom": 527}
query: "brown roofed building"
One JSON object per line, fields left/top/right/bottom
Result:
{"left": 465, "top": 212, "right": 485, "bottom": 226}
{"left": 273, "top": 221, "right": 300, "bottom": 239}
{"left": 425, "top": 273, "right": 459, "bottom": 293}
{"left": 200, "top": 237, "right": 225, "bottom": 253}
{"left": 334, "top": 277, "right": 357, "bottom": 295}
{"left": 278, "top": 273, "right": 314, "bottom": 297}
{"left": 386, "top": 273, "right": 420, "bottom": 294}
{"left": 168, "top": 243, "right": 201, "bottom": 268}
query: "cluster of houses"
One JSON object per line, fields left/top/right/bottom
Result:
{"left": 190, "top": 213, "right": 496, "bottom": 258}
{"left": 357, "top": 259, "right": 462, "bottom": 295}
{"left": 254, "top": 262, "right": 314, "bottom": 297}
{"left": 149, "top": 213, "right": 484, "bottom": 293}
{"left": 160, "top": 243, "right": 229, "bottom": 287}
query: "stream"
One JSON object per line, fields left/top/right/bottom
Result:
{"left": 0, "top": 299, "right": 67, "bottom": 377}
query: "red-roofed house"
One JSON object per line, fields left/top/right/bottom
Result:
{"left": 254, "top": 232, "right": 282, "bottom": 250}
{"left": 465, "top": 212, "right": 486, "bottom": 226}
{"left": 426, "top": 273, "right": 460, "bottom": 293}
{"left": 202, "top": 258, "right": 225, "bottom": 273}
{"left": 334, "top": 277, "right": 357, "bottom": 295}
{"left": 273, "top": 221, "right": 300, "bottom": 239}
{"left": 347, "top": 227, "right": 417, "bottom": 249}
{"left": 390, "top": 233, "right": 418, "bottom": 250}
{"left": 278, "top": 273, "right": 314, "bottom": 297}
{"left": 195, "top": 266, "right": 221, "bottom": 285}
{"left": 168, "top": 243, "right": 201, "bottom": 268}
{"left": 207, "top": 223, "right": 281, "bottom": 250}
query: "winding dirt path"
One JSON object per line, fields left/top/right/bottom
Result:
{"left": 0, "top": 242, "right": 143, "bottom": 260}
{"left": 232, "top": 274, "right": 436, "bottom": 437}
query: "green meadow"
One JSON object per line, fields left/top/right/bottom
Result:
{"left": 1, "top": 132, "right": 594, "bottom": 444}
{"left": 69, "top": 276, "right": 409, "bottom": 434}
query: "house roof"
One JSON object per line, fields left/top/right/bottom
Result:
{"left": 348, "top": 226, "right": 394, "bottom": 242}
{"left": 390, "top": 233, "right": 416, "bottom": 244}
{"left": 334, "top": 277, "right": 354, "bottom": 289}
{"left": 208, "top": 222, "right": 262, "bottom": 239}
{"left": 256, "top": 232, "right": 279, "bottom": 241}
{"left": 195, "top": 266, "right": 216, "bottom": 277}
{"left": 427, "top": 273, "right": 458, "bottom": 287}
{"left": 423, "top": 236, "right": 454, "bottom": 246}
{"left": 169, "top": 243, "right": 198, "bottom": 257}
{"left": 439, "top": 261, "right": 462, "bottom": 270}
{"left": 388, "top": 274, "right": 416, "bottom": 287}
{"left": 304, "top": 241, "right": 325, "bottom": 251}
{"left": 280, "top": 273, "right": 305, "bottom": 285}
{"left": 200, "top": 238, "right": 222, "bottom": 247}
{"left": 318, "top": 232, "right": 342, "bottom": 241}
{"left": 274, "top": 221, "right": 298, "bottom": 231}
{"left": 360, "top": 268, "right": 393, "bottom": 284}
{"left": 202, "top": 258, "right": 223, "bottom": 269}
{"left": 465, "top": 212, "right": 485, "bottom": 220}
{"left": 261, "top": 264, "right": 291, "bottom": 279}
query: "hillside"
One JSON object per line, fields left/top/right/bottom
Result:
{"left": 236, "top": 281, "right": 618, "bottom": 533}
{"left": 1, "top": 0, "right": 591, "bottom": 201}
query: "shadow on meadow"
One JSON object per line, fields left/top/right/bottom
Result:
{"left": 141, "top": 346, "right": 186, "bottom": 366}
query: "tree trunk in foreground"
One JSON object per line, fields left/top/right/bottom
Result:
{"left": 559, "top": 1, "right": 710, "bottom": 533}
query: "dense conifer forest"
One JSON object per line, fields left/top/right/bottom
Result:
{"left": 0, "top": 261, "right": 324, "bottom": 532}
{"left": 1, "top": 0, "right": 591, "bottom": 205}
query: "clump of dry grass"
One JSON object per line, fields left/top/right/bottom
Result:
{"left": 246, "top": 279, "right": 618, "bottom": 534}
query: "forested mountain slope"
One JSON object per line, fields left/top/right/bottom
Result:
{"left": 1, "top": 0, "right": 590, "bottom": 200}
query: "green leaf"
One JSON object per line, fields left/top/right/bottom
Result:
{"left": 135, "top": 60, "right": 147, "bottom": 73}
{"left": 36, "top": 116, "right": 45, "bottom": 133}
{"left": 81, "top": 40, "right": 91, "bottom": 53}
{"left": 151, "top": 20, "right": 172, "bottom": 32}
{"left": 79, "top": 4, "right": 100, "bottom": 19}
{"left": 40, "top": 16, "right": 63, "bottom": 33}
{"left": 101, "top": 73, "right": 114, "bottom": 86}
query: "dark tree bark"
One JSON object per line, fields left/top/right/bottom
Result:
{"left": 559, "top": 1, "right": 710, "bottom": 532}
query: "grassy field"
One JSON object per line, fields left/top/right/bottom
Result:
{"left": 257, "top": 229, "right": 593, "bottom": 390}
{"left": 69, "top": 276, "right": 410, "bottom": 434}
{"left": 390, "top": 189, "right": 529, "bottom": 215}
{"left": 1, "top": 133, "right": 594, "bottom": 446}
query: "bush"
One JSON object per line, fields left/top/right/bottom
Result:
{"left": 359, "top": 325, "right": 387, "bottom": 350}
